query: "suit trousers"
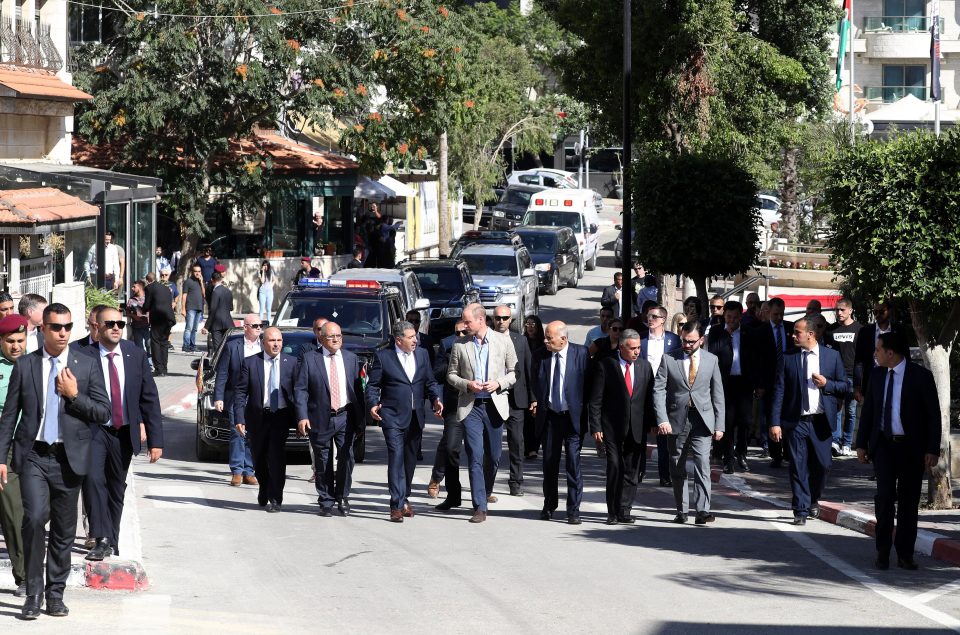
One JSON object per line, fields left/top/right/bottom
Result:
{"left": 150, "top": 319, "right": 173, "bottom": 374}
{"left": 505, "top": 407, "right": 525, "bottom": 486}
{"left": 462, "top": 401, "right": 504, "bottom": 511}
{"left": 210, "top": 328, "right": 228, "bottom": 355}
{"left": 786, "top": 415, "right": 832, "bottom": 517}
{"left": 20, "top": 445, "right": 83, "bottom": 599}
{"left": 523, "top": 408, "right": 540, "bottom": 456}
{"left": 382, "top": 415, "right": 422, "bottom": 510}
{"left": 309, "top": 412, "right": 351, "bottom": 509}
{"left": 873, "top": 437, "right": 924, "bottom": 559}
{"left": 640, "top": 430, "right": 670, "bottom": 482}
{"left": 249, "top": 408, "right": 292, "bottom": 506}
{"left": 758, "top": 392, "right": 788, "bottom": 463}
{"left": 437, "top": 415, "right": 464, "bottom": 502}
{"left": 0, "top": 448, "right": 24, "bottom": 584}
{"left": 722, "top": 376, "right": 752, "bottom": 462}
{"left": 604, "top": 433, "right": 644, "bottom": 517}
{"left": 667, "top": 411, "right": 713, "bottom": 516}
{"left": 84, "top": 425, "right": 134, "bottom": 549}
{"left": 541, "top": 410, "right": 583, "bottom": 515}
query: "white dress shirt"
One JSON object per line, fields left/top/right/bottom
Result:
{"left": 98, "top": 344, "right": 127, "bottom": 427}
{"left": 37, "top": 348, "right": 71, "bottom": 442}
{"left": 243, "top": 337, "right": 262, "bottom": 358}
{"left": 324, "top": 348, "right": 349, "bottom": 406}
{"left": 104, "top": 243, "right": 121, "bottom": 277}
{"left": 396, "top": 346, "right": 416, "bottom": 382}
{"left": 26, "top": 327, "right": 40, "bottom": 354}
{"left": 881, "top": 358, "right": 906, "bottom": 435}
{"left": 548, "top": 344, "right": 568, "bottom": 410}
{"left": 801, "top": 345, "right": 823, "bottom": 416}
{"left": 262, "top": 353, "right": 287, "bottom": 410}
{"left": 645, "top": 335, "right": 665, "bottom": 374}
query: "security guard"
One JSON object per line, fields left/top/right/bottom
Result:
{"left": 0, "top": 314, "right": 29, "bottom": 596}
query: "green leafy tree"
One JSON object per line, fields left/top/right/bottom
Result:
{"left": 824, "top": 129, "right": 960, "bottom": 508}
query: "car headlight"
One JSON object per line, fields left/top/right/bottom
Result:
{"left": 441, "top": 306, "right": 462, "bottom": 317}
{"left": 534, "top": 263, "right": 552, "bottom": 272}
{"left": 493, "top": 211, "right": 505, "bottom": 217}
{"left": 499, "top": 285, "right": 518, "bottom": 295}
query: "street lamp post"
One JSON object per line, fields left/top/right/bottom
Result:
{"left": 621, "top": 0, "right": 633, "bottom": 323}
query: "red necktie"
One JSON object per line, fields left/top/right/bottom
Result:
{"left": 624, "top": 362, "right": 633, "bottom": 397}
{"left": 107, "top": 352, "right": 123, "bottom": 429}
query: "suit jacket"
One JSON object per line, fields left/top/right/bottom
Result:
{"left": 0, "top": 349, "right": 112, "bottom": 475}
{"left": 588, "top": 355, "right": 655, "bottom": 443}
{"left": 640, "top": 332, "right": 681, "bottom": 360}
{"left": 771, "top": 345, "right": 847, "bottom": 430}
{"left": 366, "top": 347, "right": 441, "bottom": 430}
{"left": 506, "top": 330, "right": 534, "bottom": 409}
{"left": 653, "top": 348, "right": 725, "bottom": 433}
{"left": 235, "top": 352, "right": 298, "bottom": 430}
{"left": 417, "top": 332, "right": 437, "bottom": 369}
{"left": 214, "top": 337, "right": 249, "bottom": 426}
{"left": 71, "top": 339, "right": 163, "bottom": 454}
{"left": 207, "top": 284, "right": 235, "bottom": 332}
{"left": 447, "top": 329, "right": 518, "bottom": 422}
{"left": 143, "top": 280, "right": 175, "bottom": 325}
{"left": 750, "top": 320, "right": 795, "bottom": 390}
{"left": 856, "top": 362, "right": 940, "bottom": 459}
{"left": 853, "top": 323, "right": 897, "bottom": 391}
{"left": 600, "top": 284, "right": 623, "bottom": 309}
{"left": 294, "top": 347, "right": 364, "bottom": 442}
{"left": 707, "top": 326, "right": 751, "bottom": 393}
{"left": 532, "top": 343, "right": 590, "bottom": 436}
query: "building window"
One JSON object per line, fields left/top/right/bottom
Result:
{"left": 880, "top": 65, "right": 927, "bottom": 102}
{"left": 69, "top": 1, "right": 118, "bottom": 44}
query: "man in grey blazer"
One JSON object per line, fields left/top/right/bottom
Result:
{"left": 654, "top": 321, "right": 725, "bottom": 525}
{"left": 446, "top": 303, "right": 518, "bottom": 523}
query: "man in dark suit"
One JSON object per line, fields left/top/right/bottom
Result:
{"left": 533, "top": 320, "right": 589, "bottom": 524}
{"left": 405, "top": 309, "right": 436, "bottom": 368}
{"left": 143, "top": 272, "right": 175, "bottom": 377}
{"left": 853, "top": 299, "right": 896, "bottom": 403}
{"left": 750, "top": 296, "right": 795, "bottom": 467}
{"left": 205, "top": 270, "right": 235, "bottom": 354}
{"left": 590, "top": 328, "right": 655, "bottom": 524}
{"left": 640, "top": 305, "right": 681, "bottom": 487}
{"left": 428, "top": 319, "right": 466, "bottom": 500}
{"left": 492, "top": 305, "right": 533, "bottom": 496}
{"left": 771, "top": 316, "right": 848, "bottom": 525}
{"left": 76, "top": 307, "right": 163, "bottom": 562}
{"left": 235, "top": 327, "right": 297, "bottom": 512}
{"left": 295, "top": 321, "right": 364, "bottom": 517}
{"left": 0, "top": 303, "right": 112, "bottom": 619}
{"left": 857, "top": 332, "right": 941, "bottom": 570}
{"left": 214, "top": 314, "right": 261, "bottom": 486}
{"left": 708, "top": 300, "right": 754, "bottom": 474}
{"left": 367, "top": 320, "right": 442, "bottom": 522}
{"left": 600, "top": 272, "right": 624, "bottom": 310}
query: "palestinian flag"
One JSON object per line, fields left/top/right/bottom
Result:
{"left": 836, "top": 0, "right": 851, "bottom": 91}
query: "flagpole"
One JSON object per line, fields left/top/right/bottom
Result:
{"left": 932, "top": 0, "right": 942, "bottom": 137}
{"left": 848, "top": 0, "right": 856, "bottom": 144}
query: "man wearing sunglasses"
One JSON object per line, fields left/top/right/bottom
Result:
{"left": 492, "top": 305, "right": 534, "bottom": 497}
{"left": 77, "top": 307, "right": 163, "bottom": 563}
{"left": 427, "top": 319, "right": 466, "bottom": 501}
{"left": 214, "top": 314, "right": 262, "bottom": 486}
{"left": 0, "top": 303, "right": 112, "bottom": 619}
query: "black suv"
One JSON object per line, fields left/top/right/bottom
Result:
{"left": 490, "top": 184, "right": 546, "bottom": 230}
{"left": 399, "top": 258, "right": 479, "bottom": 337}
{"left": 449, "top": 230, "right": 523, "bottom": 260}
{"left": 513, "top": 225, "right": 580, "bottom": 295}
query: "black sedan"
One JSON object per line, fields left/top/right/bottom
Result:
{"left": 512, "top": 225, "right": 580, "bottom": 295}
{"left": 399, "top": 258, "right": 479, "bottom": 337}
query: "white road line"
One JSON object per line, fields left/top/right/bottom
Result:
{"left": 914, "top": 577, "right": 960, "bottom": 605}
{"left": 772, "top": 520, "right": 960, "bottom": 632}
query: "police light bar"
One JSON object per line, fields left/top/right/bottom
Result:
{"left": 296, "top": 278, "right": 347, "bottom": 288}
{"left": 345, "top": 280, "right": 381, "bottom": 289}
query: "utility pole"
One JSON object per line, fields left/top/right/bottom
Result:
{"left": 621, "top": 0, "right": 633, "bottom": 323}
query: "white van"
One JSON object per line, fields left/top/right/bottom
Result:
{"left": 521, "top": 188, "right": 601, "bottom": 272}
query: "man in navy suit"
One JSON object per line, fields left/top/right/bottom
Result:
{"left": 0, "top": 303, "right": 112, "bottom": 619}
{"left": 771, "top": 316, "right": 848, "bottom": 525}
{"left": 214, "top": 315, "right": 261, "bottom": 486}
{"left": 640, "top": 305, "right": 681, "bottom": 486}
{"left": 533, "top": 321, "right": 589, "bottom": 524}
{"left": 295, "top": 321, "right": 364, "bottom": 517}
{"left": 750, "top": 296, "right": 795, "bottom": 467}
{"left": 857, "top": 332, "right": 941, "bottom": 570}
{"left": 76, "top": 307, "right": 163, "bottom": 561}
{"left": 366, "top": 320, "right": 442, "bottom": 522}
{"left": 234, "top": 327, "right": 297, "bottom": 512}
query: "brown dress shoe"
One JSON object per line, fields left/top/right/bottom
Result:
{"left": 469, "top": 510, "right": 487, "bottom": 523}
{"left": 402, "top": 504, "right": 415, "bottom": 518}
{"left": 487, "top": 495, "right": 498, "bottom": 504}
{"left": 230, "top": 474, "right": 242, "bottom": 486}
{"left": 243, "top": 475, "right": 259, "bottom": 486}
{"left": 389, "top": 509, "right": 404, "bottom": 523}
{"left": 427, "top": 480, "right": 440, "bottom": 498}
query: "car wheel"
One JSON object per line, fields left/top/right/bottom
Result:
{"left": 587, "top": 248, "right": 598, "bottom": 271}
{"left": 547, "top": 271, "right": 559, "bottom": 295}
{"left": 568, "top": 262, "right": 580, "bottom": 288}
{"left": 196, "top": 426, "right": 216, "bottom": 461}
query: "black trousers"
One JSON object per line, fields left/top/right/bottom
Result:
{"left": 874, "top": 437, "right": 925, "bottom": 559}
{"left": 309, "top": 411, "right": 353, "bottom": 509}
{"left": 210, "top": 328, "right": 228, "bottom": 356}
{"left": 83, "top": 425, "right": 134, "bottom": 550}
{"left": 722, "top": 376, "right": 753, "bottom": 462}
{"left": 441, "top": 417, "right": 465, "bottom": 503}
{"left": 505, "top": 407, "right": 525, "bottom": 486}
{"left": 20, "top": 444, "right": 83, "bottom": 599}
{"left": 604, "top": 432, "right": 645, "bottom": 517}
{"left": 523, "top": 408, "right": 540, "bottom": 455}
{"left": 150, "top": 319, "right": 173, "bottom": 373}
{"left": 249, "top": 408, "right": 293, "bottom": 506}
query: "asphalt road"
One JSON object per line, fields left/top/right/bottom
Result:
{"left": 8, "top": 229, "right": 960, "bottom": 633}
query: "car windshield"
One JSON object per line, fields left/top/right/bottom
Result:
{"left": 503, "top": 189, "right": 534, "bottom": 206}
{"left": 516, "top": 232, "right": 557, "bottom": 253}
{"left": 757, "top": 197, "right": 779, "bottom": 211}
{"left": 411, "top": 269, "right": 465, "bottom": 301}
{"left": 525, "top": 211, "right": 582, "bottom": 233}
{"left": 274, "top": 298, "right": 385, "bottom": 336}
{"left": 462, "top": 254, "right": 518, "bottom": 277}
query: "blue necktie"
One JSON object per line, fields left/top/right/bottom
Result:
{"left": 801, "top": 351, "right": 810, "bottom": 413}
{"left": 43, "top": 357, "right": 60, "bottom": 444}
{"left": 551, "top": 352, "right": 563, "bottom": 412}
{"left": 269, "top": 357, "right": 280, "bottom": 411}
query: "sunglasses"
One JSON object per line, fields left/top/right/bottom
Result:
{"left": 102, "top": 320, "right": 126, "bottom": 330}
{"left": 494, "top": 316, "right": 511, "bottom": 321}
{"left": 455, "top": 330, "right": 467, "bottom": 336}
{"left": 246, "top": 323, "right": 265, "bottom": 329}
{"left": 681, "top": 339, "right": 700, "bottom": 345}
{"left": 710, "top": 305, "right": 724, "bottom": 311}
{"left": 609, "top": 326, "right": 623, "bottom": 332}
{"left": 45, "top": 322, "right": 73, "bottom": 332}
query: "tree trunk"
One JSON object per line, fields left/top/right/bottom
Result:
{"left": 779, "top": 145, "right": 800, "bottom": 242}
{"left": 693, "top": 275, "right": 709, "bottom": 320}
{"left": 472, "top": 185, "right": 483, "bottom": 231}
{"left": 661, "top": 273, "right": 678, "bottom": 317}
{"left": 438, "top": 131, "right": 451, "bottom": 256}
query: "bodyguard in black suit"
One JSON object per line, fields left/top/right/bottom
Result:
{"left": 640, "top": 306, "right": 681, "bottom": 486}
{"left": 852, "top": 300, "right": 896, "bottom": 402}
{"left": 143, "top": 273, "right": 175, "bottom": 376}
{"left": 856, "top": 332, "right": 941, "bottom": 570}
{"left": 206, "top": 271, "right": 235, "bottom": 354}
{"left": 235, "top": 327, "right": 297, "bottom": 512}
{"left": 492, "top": 305, "right": 534, "bottom": 497}
{"left": 295, "top": 321, "right": 364, "bottom": 516}
{"left": 533, "top": 321, "right": 589, "bottom": 524}
{"left": 366, "top": 320, "right": 442, "bottom": 522}
{"left": 707, "top": 301, "right": 754, "bottom": 474}
{"left": 750, "top": 297, "right": 795, "bottom": 467}
{"left": 76, "top": 307, "right": 163, "bottom": 562}
{"left": 589, "top": 328, "right": 655, "bottom": 524}
{"left": 0, "top": 304, "right": 112, "bottom": 619}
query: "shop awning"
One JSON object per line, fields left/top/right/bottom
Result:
{"left": 0, "top": 187, "right": 99, "bottom": 234}
{"left": 354, "top": 175, "right": 417, "bottom": 200}
{"left": 0, "top": 67, "right": 93, "bottom": 101}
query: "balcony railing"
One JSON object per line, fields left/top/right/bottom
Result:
{"left": 864, "top": 85, "right": 928, "bottom": 102}
{"left": 863, "top": 16, "right": 944, "bottom": 33}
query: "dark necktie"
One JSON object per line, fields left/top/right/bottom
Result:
{"left": 269, "top": 357, "right": 280, "bottom": 411}
{"left": 551, "top": 352, "right": 563, "bottom": 411}
{"left": 107, "top": 352, "right": 123, "bottom": 429}
{"left": 774, "top": 325, "right": 784, "bottom": 367}
{"left": 43, "top": 357, "right": 59, "bottom": 444}
{"left": 882, "top": 369, "right": 895, "bottom": 439}
{"left": 801, "top": 351, "right": 810, "bottom": 413}
{"left": 624, "top": 362, "right": 633, "bottom": 397}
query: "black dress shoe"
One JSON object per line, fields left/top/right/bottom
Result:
{"left": 736, "top": 455, "right": 750, "bottom": 471}
{"left": 509, "top": 484, "right": 524, "bottom": 496}
{"left": 660, "top": 478, "right": 673, "bottom": 487}
{"left": 337, "top": 499, "right": 351, "bottom": 516}
{"left": 792, "top": 516, "right": 807, "bottom": 526}
{"left": 46, "top": 597, "right": 69, "bottom": 617}
{"left": 436, "top": 499, "right": 461, "bottom": 511}
{"left": 567, "top": 515, "right": 582, "bottom": 525}
{"left": 695, "top": 513, "right": 716, "bottom": 525}
{"left": 617, "top": 514, "right": 636, "bottom": 524}
{"left": 897, "top": 557, "right": 919, "bottom": 570}
{"left": 722, "top": 462, "right": 734, "bottom": 474}
{"left": 85, "top": 538, "right": 113, "bottom": 561}
{"left": 605, "top": 515, "right": 618, "bottom": 525}
{"left": 14, "top": 582, "right": 26, "bottom": 597}
{"left": 540, "top": 509, "right": 553, "bottom": 521}
{"left": 22, "top": 594, "right": 42, "bottom": 619}
{"left": 673, "top": 514, "right": 687, "bottom": 524}
{"left": 318, "top": 507, "right": 333, "bottom": 517}
{"left": 876, "top": 556, "right": 890, "bottom": 570}
{"left": 264, "top": 502, "right": 275, "bottom": 512}
{"left": 809, "top": 504, "right": 820, "bottom": 519}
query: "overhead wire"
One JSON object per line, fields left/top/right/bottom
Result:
{"left": 67, "top": 0, "right": 390, "bottom": 19}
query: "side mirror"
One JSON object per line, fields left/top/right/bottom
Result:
{"left": 414, "top": 298, "right": 431, "bottom": 310}
{"left": 589, "top": 223, "right": 598, "bottom": 234}
{"left": 521, "top": 268, "right": 535, "bottom": 278}
{"left": 615, "top": 224, "right": 622, "bottom": 230}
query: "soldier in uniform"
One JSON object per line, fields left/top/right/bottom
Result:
{"left": 0, "top": 314, "right": 30, "bottom": 597}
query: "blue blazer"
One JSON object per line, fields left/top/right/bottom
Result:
{"left": 532, "top": 343, "right": 590, "bottom": 436}
{"left": 772, "top": 345, "right": 847, "bottom": 430}
{"left": 213, "top": 338, "right": 246, "bottom": 426}
{"left": 365, "top": 347, "right": 441, "bottom": 430}
{"left": 640, "top": 332, "right": 681, "bottom": 360}
{"left": 294, "top": 348, "right": 365, "bottom": 442}
{"left": 234, "top": 352, "right": 298, "bottom": 430}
